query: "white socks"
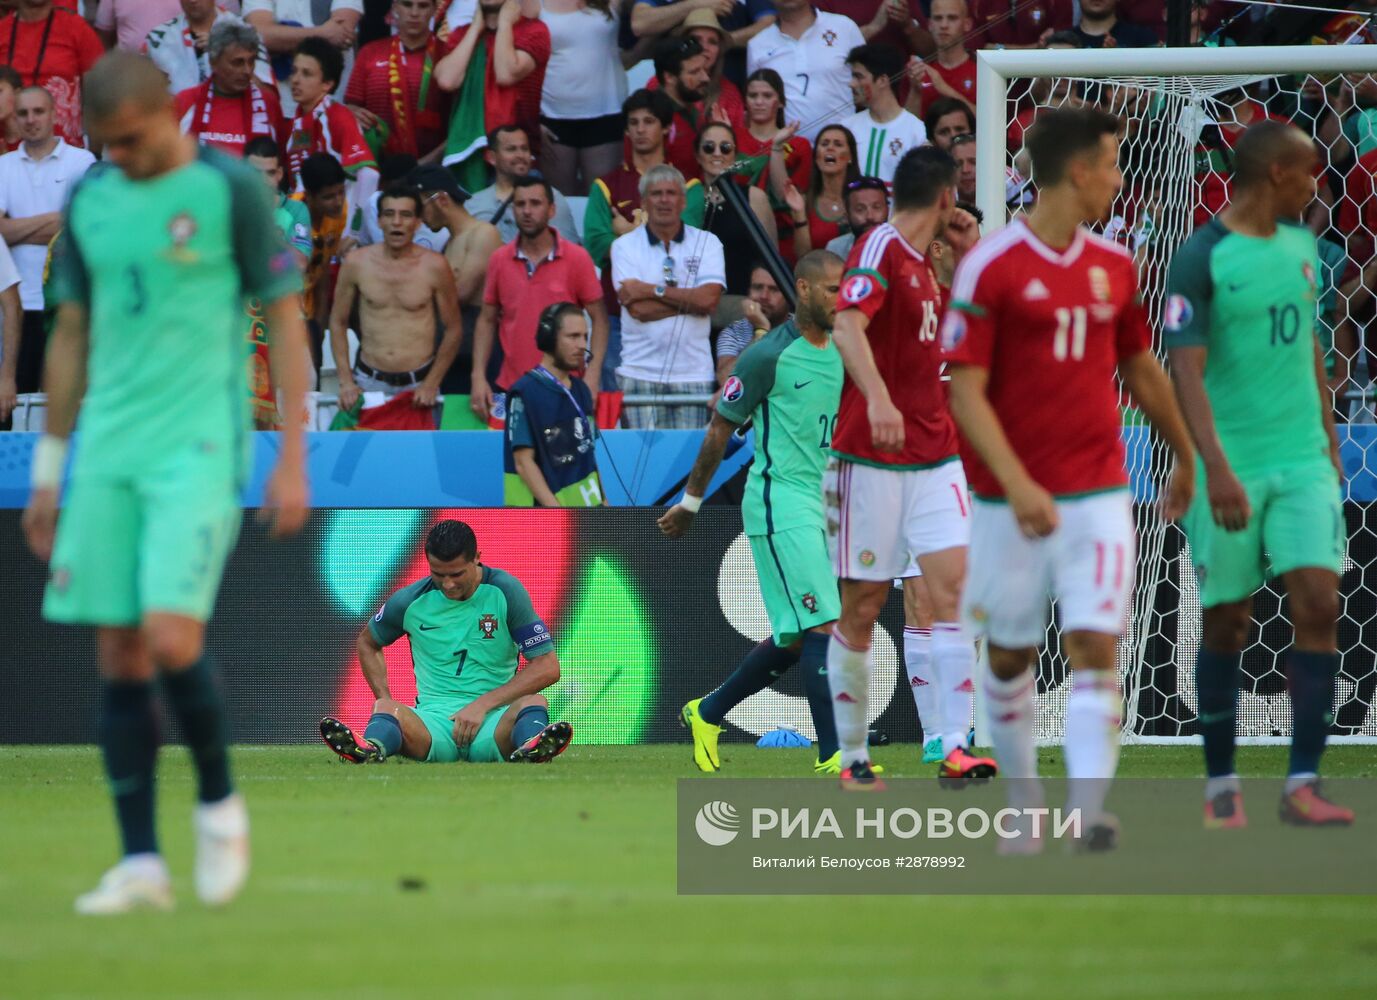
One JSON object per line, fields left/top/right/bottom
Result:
{"left": 827, "top": 627, "right": 870, "bottom": 768}
{"left": 1064, "top": 669, "right": 1122, "bottom": 823}
{"left": 903, "top": 626, "right": 938, "bottom": 743}
{"left": 932, "top": 622, "right": 975, "bottom": 755}
{"left": 984, "top": 667, "right": 1040, "bottom": 807}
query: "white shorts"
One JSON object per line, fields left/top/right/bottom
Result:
{"left": 826, "top": 458, "right": 971, "bottom": 581}
{"left": 962, "top": 490, "right": 1136, "bottom": 649}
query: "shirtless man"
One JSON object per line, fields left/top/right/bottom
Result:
{"left": 412, "top": 164, "right": 502, "bottom": 311}
{"left": 329, "top": 185, "right": 463, "bottom": 411}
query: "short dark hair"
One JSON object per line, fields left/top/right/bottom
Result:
{"left": 380, "top": 153, "right": 420, "bottom": 185}
{"left": 747, "top": 260, "right": 778, "bottom": 283}
{"left": 653, "top": 34, "right": 703, "bottom": 84}
{"left": 511, "top": 174, "right": 554, "bottom": 204}
{"left": 1232, "top": 119, "right": 1310, "bottom": 190}
{"left": 891, "top": 145, "right": 958, "bottom": 212}
{"left": 845, "top": 176, "right": 889, "bottom": 205}
{"left": 243, "top": 136, "right": 281, "bottom": 161}
{"left": 845, "top": 44, "right": 903, "bottom": 93}
{"left": 1044, "top": 29, "right": 1084, "bottom": 47}
{"left": 744, "top": 68, "right": 787, "bottom": 128}
{"left": 82, "top": 52, "right": 169, "bottom": 123}
{"left": 955, "top": 200, "right": 984, "bottom": 226}
{"left": 425, "top": 519, "right": 478, "bottom": 562}
{"left": 0, "top": 65, "right": 22, "bottom": 92}
{"left": 1025, "top": 106, "right": 1121, "bottom": 188}
{"left": 294, "top": 36, "right": 344, "bottom": 90}
{"left": 299, "top": 152, "right": 347, "bottom": 194}
{"left": 488, "top": 122, "right": 528, "bottom": 149}
{"left": 623, "top": 88, "right": 674, "bottom": 129}
{"left": 923, "top": 97, "right": 975, "bottom": 138}
{"left": 378, "top": 182, "right": 422, "bottom": 215}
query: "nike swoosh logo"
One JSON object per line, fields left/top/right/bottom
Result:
{"left": 1226, "top": 282, "right": 1246, "bottom": 292}
{"left": 418, "top": 624, "right": 441, "bottom": 631}
{"left": 794, "top": 380, "right": 812, "bottom": 389}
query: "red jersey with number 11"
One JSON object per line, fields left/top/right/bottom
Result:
{"left": 941, "top": 218, "right": 1151, "bottom": 500}
{"left": 832, "top": 223, "right": 959, "bottom": 469}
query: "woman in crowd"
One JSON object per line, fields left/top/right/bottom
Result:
{"left": 683, "top": 121, "right": 777, "bottom": 297}
{"left": 735, "top": 69, "right": 811, "bottom": 204}
{"left": 539, "top": 0, "right": 628, "bottom": 196}
{"left": 782, "top": 123, "right": 858, "bottom": 260}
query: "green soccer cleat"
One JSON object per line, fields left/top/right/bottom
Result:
{"left": 319, "top": 717, "right": 384, "bottom": 764}
{"left": 816, "top": 751, "right": 883, "bottom": 776}
{"left": 921, "top": 736, "right": 944, "bottom": 764}
{"left": 680, "top": 698, "right": 721, "bottom": 772}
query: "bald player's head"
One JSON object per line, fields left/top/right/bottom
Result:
{"left": 83, "top": 52, "right": 174, "bottom": 126}
{"left": 83, "top": 53, "right": 186, "bottom": 180}
{"left": 795, "top": 250, "right": 842, "bottom": 285}
{"left": 795, "top": 250, "right": 844, "bottom": 330}
{"left": 1231, "top": 120, "right": 1313, "bottom": 189}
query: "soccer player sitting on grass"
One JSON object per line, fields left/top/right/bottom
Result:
{"left": 319, "top": 519, "right": 574, "bottom": 765}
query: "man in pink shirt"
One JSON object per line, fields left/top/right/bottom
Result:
{"left": 95, "top": 0, "right": 183, "bottom": 51}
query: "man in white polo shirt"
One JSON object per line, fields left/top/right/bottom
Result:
{"left": 0, "top": 86, "right": 95, "bottom": 396}
{"left": 747, "top": 0, "right": 865, "bottom": 143}
{"left": 0, "top": 238, "right": 23, "bottom": 429}
{"left": 611, "top": 164, "right": 725, "bottom": 430}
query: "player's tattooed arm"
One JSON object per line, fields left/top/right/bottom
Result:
{"left": 1167, "top": 346, "right": 1250, "bottom": 532}
{"left": 658, "top": 412, "right": 737, "bottom": 538}
{"left": 1118, "top": 350, "right": 1195, "bottom": 520}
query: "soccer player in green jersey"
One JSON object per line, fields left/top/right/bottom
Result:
{"left": 21, "top": 53, "right": 312, "bottom": 914}
{"left": 1166, "top": 120, "right": 1354, "bottom": 828}
{"left": 658, "top": 251, "right": 847, "bottom": 775}
{"left": 319, "top": 520, "right": 574, "bottom": 766}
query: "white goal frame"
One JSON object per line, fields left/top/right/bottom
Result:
{"left": 971, "top": 45, "right": 1377, "bottom": 746}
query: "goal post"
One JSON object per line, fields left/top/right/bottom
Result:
{"left": 971, "top": 45, "right": 1377, "bottom": 746}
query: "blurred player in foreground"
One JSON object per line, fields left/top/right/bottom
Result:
{"left": 660, "top": 251, "right": 846, "bottom": 775}
{"left": 1166, "top": 120, "right": 1354, "bottom": 828}
{"left": 22, "top": 53, "right": 311, "bottom": 913}
{"left": 827, "top": 146, "right": 994, "bottom": 792}
{"left": 944, "top": 106, "right": 1194, "bottom": 852}
{"left": 320, "top": 519, "right": 573, "bottom": 766}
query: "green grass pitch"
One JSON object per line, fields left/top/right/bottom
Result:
{"left": 3, "top": 744, "right": 1376, "bottom": 999}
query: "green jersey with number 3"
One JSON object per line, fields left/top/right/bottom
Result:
{"left": 1163, "top": 218, "right": 1328, "bottom": 474}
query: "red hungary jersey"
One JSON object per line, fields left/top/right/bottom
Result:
{"left": 942, "top": 218, "right": 1152, "bottom": 500}
{"left": 832, "top": 223, "right": 960, "bottom": 469}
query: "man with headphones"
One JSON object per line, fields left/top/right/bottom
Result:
{"left": 503, "top": 303, "right": 605, "bottom": 507}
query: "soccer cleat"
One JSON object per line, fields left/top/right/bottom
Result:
{"left": 1279, "top": 780, "right": 1355, "bottom": 826}
{"left": 840, "top": 760, "right": 886, "bottom": 792}
{"left": 815, "top": 752, "right": 883, "bottom": 776}
{"left": 680, "top": 698, "right": 721, "bottom": 772}
{"left": 921, "top": 736, "right": 944, "bottom": 764}
{"left": 320, "top": 717, "right": 383, "bottom": 764}
{"left": 1072, "top": 814, "right": 1120, "bottom": 854}
{"left": 1204, "top": 790, "right": 1248, "bottom": 830}
{"left": 937, "top": 746, "right": 998, "bottom": 789}
{"left": 195, "top": 793, "right": 250, "bottom": 906}
{"left": 508, "top": 721, "right": 574, "bottom": 763}
{"left": 75, "top": 856, "right": 174, "bottom": 915}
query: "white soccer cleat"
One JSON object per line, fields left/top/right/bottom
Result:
{"left": 194, "top": 792, "right": 250, "bottom": 906}
{"left": 74, "top": 855, "right": 174, "bottom": 915}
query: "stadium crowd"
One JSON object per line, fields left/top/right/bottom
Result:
{"left": 1, "top": 0, "right": 1376, "bottom": 503}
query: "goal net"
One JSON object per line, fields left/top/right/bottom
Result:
{"left": 974, "top": 46, "right": 1377, "bottom": 745}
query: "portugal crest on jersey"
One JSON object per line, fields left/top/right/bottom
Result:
{"left": 802, "top": 592, "right": 817, "bottom": 613}
{"left": 479, "top": 613, "right": 499, "bottom": 639}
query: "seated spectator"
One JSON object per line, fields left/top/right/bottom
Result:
{"left": 647, "top": 10, "right": 744, "bottom": 131}
{"left": 1072, "top": 0, "right": 1158, "bottom": 48}
{"left": 538, "top": 0, "right": 629, "bottom": 197}
{"left": 782, "top": 122, "right": 858, "bottom": 259}
{"left": 243, "top": 0, "right": 361, "bottom": 112}
{"left": 504, "top": 302, "right": 605, "bottom": 507}
{"left": 951, "top": 131, "right": 975, "bottom": 202}
{"left": 465, "top": 124, "right": 582, "bottom": 244}
{"left": 0, "top": 84, "right": 94, "bottom": 394}
{"left": 175, "top": 18, "right": 285, "bottom": 158}
{"left": 434, "top": 0, "right": 551, "bottom": 193}
{"left": 148, "top": 0, "right": 275, "bottom": 94}
{"left": 966, "top": 0, "right": 1071, "bottom": 48}
{"left": 819, "top": 0, "right": 931, "bottom": 60}
{"left": 95, "top": 0, "right": 181, "bottom": 52}
{"left": 330, "top": 184, "right": 464, "bottom": 413}
{"left": 0, "top": 65, "right": 22, "bottom": 153}
{"left": 287, "top": 36, "right": 379, "bottom": 227}
{"left": 472, "top": 175, "right": 607, "bottom": 420}
{"left": 748, "top": 0, "right": 864, "bottom": 142}
{"left": 650, "top": 33, "right": 714, "bottom": 178}
{"left": 611, "top": 163, "right": 725, "bottom": 428}
{"left": 0, "top": 0, "right": 103, "bottom": 146}
{"left": 924, "top": 96, "right": 973, "bottom": 153}
{"left": 631, "top": 0, "right": 776, "bottom": 85}
{"left": 714, "top": 261, "right": 791, "bottom": 384}
{"left": 345, "top": 0, "right": 450, "bottom": 161}
{"left": 297, "top": 152, "right": 349, "bottom": 370}
{"left": 906, "top": 0, "right": 975, "bottom": 118}
{"left": 843, "top": 43, "right": 926, "bottom": 187}
{"left": 683, "top": 122, "right": 777, "bottom": 296}
{"left": 584, "top": 88, "right": 675, "bottom": 387}
{"left": 824, "top": 174, "right": 887, "bottom": 259}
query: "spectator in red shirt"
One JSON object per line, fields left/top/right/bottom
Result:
{"left": 923, "top": 95, "right": 972, "bottom": 153}
{"left": 470, "top": 174, "right": 608, "bottom": 419}
{"left": 345, "top": 0, "right": 450, "bottom": 161}
{"left": 0, "top": 0, "right": 104, "bottom": 146}
{"left": 646, "top": 10, "right": 743, "bottom": 132}
{"left": 649, "top": 33, "right": 713, "bottom": 179}
{"left": 175, "top": 17, "right": 285, "bottom": 158}
{"left": 906, "top": 0, "right": 975, "bottom": 118}
{"left": 783, "top": 121, "right": 858, "bottom": 260}
{"left": 0, "top": 65, "right": 22, "bottom": 153}
{"left": 966, "top": 0, "right": 1071, "bottom": 48}
{"left": 434, "top": 0, "right": 550, "bottom": 192}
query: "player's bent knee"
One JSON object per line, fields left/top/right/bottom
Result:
{"left": 1202, "top": 603, "right": 1251, "bottom": 653}
{"left": 988, "top": 644, "right": 1035, "bottom": 679}
{"left": 514, "top": 693, "right": 548, "bottom": 711}
{"left": 142, "top": 621, "right": 204, "bottom": 670}
{"left": 96, "top": 628, "right": 154, "bottom": 681}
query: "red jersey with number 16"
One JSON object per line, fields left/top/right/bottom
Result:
{"left": 831, "top": 223, "right": 960, "bottom": 469}
{"left": 941, "top": 218, "right": 1152, "bottom": 500}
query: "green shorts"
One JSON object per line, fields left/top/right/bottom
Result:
{"left": 1183, "top": 462, "right": 1345, "bottom": 608}
{"left": 43, "top": 461, "right": 242, "bottom": 627}
{"left": 415, "top": 701, "right": 513, "bottom": 763}
{"left": 749, "top": 526, "right": 840, "bottom": 648}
